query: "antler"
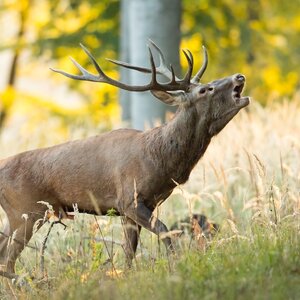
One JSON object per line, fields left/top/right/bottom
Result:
{"left": 108, "top": 40, "right": 195, "bottom": 84}
{"left": 107, "top": 40, "right": 180, "bottom": 82}
{"left": 109, "top": 41, "right": 208, "bottom": 84}
{"left": 191, "top": 46, "right": 208, "bottom": 83}
{"left": 50, "top": 42, "right": 193, "bottom": 92}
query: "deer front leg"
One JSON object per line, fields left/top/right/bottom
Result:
{"left": 124, "top": 201, "right": 174, "bottom": 254}
{"left": 122, "top": 216, "right": 141, "bottom": 267}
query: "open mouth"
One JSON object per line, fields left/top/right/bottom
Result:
{"left": 233, "top": 83, "right": 244, "bottom": 99}
{"left": 232, "top": 83, "right": 250, "bottom": 108}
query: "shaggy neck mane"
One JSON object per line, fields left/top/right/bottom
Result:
{"left": 144, "top": 105, "right": 211, "bottom": 184}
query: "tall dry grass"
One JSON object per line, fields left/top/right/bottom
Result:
{"left": 0, "top": 96, "right": 299, "bottom": 299}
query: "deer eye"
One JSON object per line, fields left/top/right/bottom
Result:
{"left": 199, "top": 88, "right": 206, "bottom": 94}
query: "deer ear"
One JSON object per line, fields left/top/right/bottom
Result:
{"left": 151, "top": 90, "right": 186, "bottom": 106}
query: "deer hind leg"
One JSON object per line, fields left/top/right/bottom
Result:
{"left": 0, "top": 221, "right": 10, "bottom": 268}
{"left": 1, "top": 212, "right": 42, "bottom": 274}
{"left": 6, "top": 217, "right": 42, "bottom": 273}
{"left": 122, "top": 216, "right": 141, "bottom": 267}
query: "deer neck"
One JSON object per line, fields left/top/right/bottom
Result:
{"left": 147, "top": 106, "right": 211, "bottom": 184}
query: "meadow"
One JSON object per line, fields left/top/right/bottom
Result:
{"left": 0, "top": 96, "right": 299, "bottom": 299}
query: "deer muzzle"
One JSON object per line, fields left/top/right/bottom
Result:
{"left": 232, "top": 74, "right": 250, "bottom": 108}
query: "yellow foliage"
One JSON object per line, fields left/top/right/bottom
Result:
{"left": 105, "top": 269, "right": 123, "bottom": 278}
{"left": 262, "top": 65, "right": 298, "bottom": 97}
{"left": 55, "top": 18, "right": 83, "bottom": 34}
{"left": 0, "top": 84, "right": 119, "bottom": 146}
{"left": 80, "top": 272, "right": 90, "bottom": 283}
{"left": 291, "top": 17, "right": 300, "bottom": 30}
{"left": 0, "top": 86, "right": 16, "bottom": 111}
{"left": 229, "top": 28, "right": 240, "bottom": 47}
{"left": 219, "top": 37, "right": 229, "bottom": 48}
{"left": 5, "top": 0, "right": 29, "bottom": 11}
{"left": 181, "top": 34, "right": 202, "bottom": 71}
{"left": 83, "top": 36, "right": 102, "bottom": 49}
{"left": 211, "top": 8, "right": 226, "bottom": 29}
{"left": 262, "top": 65, "right": 281, "bottom": 89}
{"left": 249, "top": 20, "right": 263, "bottom": 31}
{"left": 89, "top": 83, "right": 119, "bottom": 126}
{"left": 268, "top": 34, "right": 287, "bottom": 48}
{"left": 50, "top": 2, "right": 102, "bottom": 34}
{"left": 31, "top": 1, "right": 51, "bottom": 28}
{"left": 182, "top": 0, "right": 300, "bottom": 102}
{"left": 181, "top": 14, "right": 195, "bottom": 32}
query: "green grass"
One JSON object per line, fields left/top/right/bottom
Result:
{"left": 0, "top": 98, "right": 300, "bottom": 299}
{"left": 10, "top": 222, "right": 299, "bottom": 300}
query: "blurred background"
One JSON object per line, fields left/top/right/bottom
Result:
{"left": 0, "top": 0, "right": 299, "bottom": 153}
{"left": 0, "top": 1, "right": 299, "bottom": 284}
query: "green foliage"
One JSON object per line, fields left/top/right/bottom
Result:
{"left": 4, "top": 223, "right": 298, "bottom": 299}
{"left": 0, "top": 0, "right": 119, "bottom": 56}
{"left": 107, "top": 208, "right": 118, "bottom": 217}
{"left": 34, "top": 0, "right": 119, "bottom": 55}
{"left": 90, "top": 242, "right": 104, "bottom": 271}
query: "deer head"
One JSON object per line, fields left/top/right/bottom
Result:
{"left": 51, "top": 40, "right": 250, "bottom": 138}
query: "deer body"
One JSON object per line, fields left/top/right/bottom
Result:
{"left": 0, "top": 41, "right": 249, "bottom": 274}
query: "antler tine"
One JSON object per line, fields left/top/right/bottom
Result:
{"left": 169, "top": 64, "right": 177, "bottom": 84}
{"left": 50, "top": 64, "right": 87, "bottom": 81}
{"left": 79, "top": 43, "right": 106, "bottom": 78}
{"left": 191, "top": 46, "right": 208, "bottom": 83}
{"left": 106, "top": 58, "right": 152, "bottom": 73}
{"left": 50, "top": 44, "right": 106, "bottom": 82}
{"left": 50, "top": 56, "right": 100, "bottom": 82}
{"left": 148, "top": 39, "right": 166, "bottom": 67}
{"left": 181, "top": 49, "right": 194, "bottom": 83}
{"left": 107, "top": 39, "right": 180, "bottom": 82}
{"left": 148, "top": 45, "right": 159, "bottom": 87}
{"left": 148, "top": 39, "right": 180, "bottom": 81}
{"left": 105, "top": 39, "right": 165, "bottom": 76}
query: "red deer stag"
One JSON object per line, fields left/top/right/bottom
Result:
{"left": 0, "top": 41, "right": 249, "bottom": 275}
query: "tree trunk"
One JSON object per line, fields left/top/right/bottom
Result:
{"left": 0, "top": 0, "right": 30, "bottom": 130}
{"left": 119, "top": 0, "right": 131, "bottom": 124}
{"left": 120, "top": 0, "right": 181, "bottom": 130}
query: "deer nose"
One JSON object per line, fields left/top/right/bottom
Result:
{"left": 234, "top": 74, "right": 245, "bottom": 82}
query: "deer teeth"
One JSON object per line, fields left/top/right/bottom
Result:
{"left": 233, "top": 92, "right": 240, "bottom": 98}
